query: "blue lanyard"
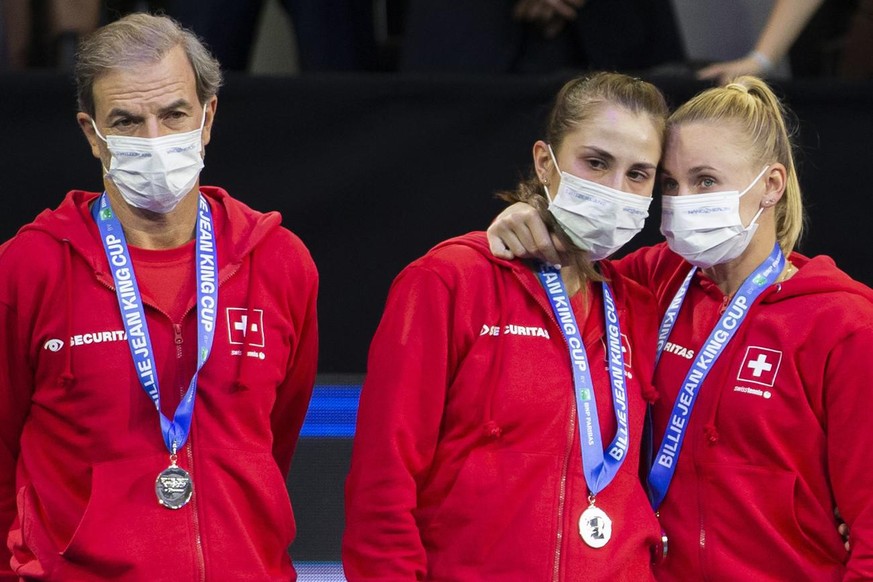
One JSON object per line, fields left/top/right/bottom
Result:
{"left": 537, "top": 265, "right": 630, "bottom": 496}
{"left": 93, "top": 193, "right": 218, "bottom": 454}
{"left": 648, "top": 243, "right": 785, "bottom": 509}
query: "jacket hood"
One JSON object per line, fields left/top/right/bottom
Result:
{"left": 762, "top": 252, "right": 873, "bottom": 305}
{"left": 8, "top": 186, "right": 283, "bottom": 392}
{"left": 17, "top": 187, "right": 281, "bottom": 270}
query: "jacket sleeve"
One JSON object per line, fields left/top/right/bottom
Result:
{"left": 613, "top": 246, "right": 659, "bottom": 287}
{"left": 270, "top": 256, "right": 319, "bottom": 478}
{"left": 825, "top": 324, "right": 873, "bottom": 581}
{"left": 342, "top": 264, "right": 453, "bottom": 581}
{"left": 0, "top": 298, "right": 32, "bottom": 580}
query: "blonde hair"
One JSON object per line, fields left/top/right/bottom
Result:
{"left": 75, "top": 13, "right": 223, "bottom": 117}
{"left": 499, "top": 72, "right": 669, "bottom": 281}
{"left": 667, "top": 76, "right": 805, "bottom": 254}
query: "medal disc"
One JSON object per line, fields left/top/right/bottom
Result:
{"left": 579, "top": 505, "right": 612, "bottom": 548}
{"left": 156, "top": 465, "right": 193, "bottom": 509}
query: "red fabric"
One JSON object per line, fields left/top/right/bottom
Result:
{"left": 0, "top": 187, "right": 318, "bottom": 580}
{"left": 343, "top": 232, "right": 661, "bottom": 581}
{"left": 617, "top": 242, "right": 873, "bottom": 581}
{"left": 129, "top": 241, "right": 195, "bottom": 324}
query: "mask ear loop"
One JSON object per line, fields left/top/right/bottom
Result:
{"left": 90, "top": 118, "right": 108, "bottom": 143}
{"left": 739, "top": 165, "right": 771, "bottom": 230}
{"left": 543, "top": 144, "right": 563, "bottom": 200}
{"left": 547, "top": 143, "right": 562, "bottom": 175}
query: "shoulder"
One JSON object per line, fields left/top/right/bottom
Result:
{"left": 600, "top": 259, "right": 657, "bottom": 313}
{"left": 391, "top": 232, "right": 515, "bottom": 298}
{"left": 409, "top": 231, "right": 499, "bottom": 277}
{"left": 209, "top": 187, "right": 318, "bottom": 283}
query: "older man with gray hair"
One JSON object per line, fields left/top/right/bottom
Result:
{"left": 0, "top": 12, "right": 318, "bottom": 580}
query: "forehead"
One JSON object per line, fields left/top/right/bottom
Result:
{"left": 91, "top": 45, "right": 198, "bottom": 116}
{"left": 663, "top": 121, "right": 750, "bottom": 172}
{"left": 563, "top": 104, "right": 662, "bottom": 164}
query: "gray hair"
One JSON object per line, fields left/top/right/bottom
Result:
{"left": 75, "top": 13, "right": 223, "bottom": 116}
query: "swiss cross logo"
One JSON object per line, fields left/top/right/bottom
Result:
{"left": 601, "top": 333, "right": 634, "bottom": 379}
{"left": 226, "top": 308, "right": 265, "bottom": 347}
{"left": 737, "top": 346, "right": 782, "bottom": 387}
{"left": 620, "top": 333, "right": 632, "bottom": 368}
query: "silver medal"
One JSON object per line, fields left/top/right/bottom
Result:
{"left": 156, "top": 465, "right": 193, "bottom": 509}
{"left": 579, "top": 505, "right": 612, "bottom": 548}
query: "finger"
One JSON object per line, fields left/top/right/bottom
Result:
{"left": 507, "top": 210, "right": 563, "bottom": 266}
{"left": 487, "top": 206, "right": 560, "bottom": 266}
{"left": 487, "top": 226, "right": 525, "bottom": 260}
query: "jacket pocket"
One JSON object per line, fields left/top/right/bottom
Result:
{"left": 421, "top": 448, "right": 559, "bottom": 580}
{"left": 698, "top": 462, "right": 844, "bottom": 578}
{"left": 194, "top": 450, "right": 295, "bottom": 577}
{"left": 59, "top": 455, "right": 191, "bottom": 578}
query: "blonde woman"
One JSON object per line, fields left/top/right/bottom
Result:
{"left": 488, "top": 76, "right": 873, "bottom": 579}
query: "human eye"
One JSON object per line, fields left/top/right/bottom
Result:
{"left": 628, "top": 169, "right": 652, "bottom": 183}
{"left": 163, "top": 110, "right": 190, "bottom": 126}
{"left": 586, "top": 158, "right": 607, "bottom": 171}
{"left": 699, "top": 176, "right": 717, "bottom": 189}
{"left": 111, "top": 116, "right": 136, "bottom": 129}
{"left": 660, "top": 176, "right": 678, "bottom": 194}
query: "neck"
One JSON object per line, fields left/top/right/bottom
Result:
{"left": 702, "top": 231, "right": 778, "bottom": 298}
{"left": 105, "top": 186, "right": 199, "bottom": 250}
{"left": 560, "top": 264, "right": 585, "bottom": 297}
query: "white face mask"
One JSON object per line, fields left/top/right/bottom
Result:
{"left": 660, "top": 165, "right": 770, "bottom": 269}
{"left": 91, "top": 109, "right": 206, "bottom": 214}
{"left": 546, "top": 145, "right": 652, "bottom": 261}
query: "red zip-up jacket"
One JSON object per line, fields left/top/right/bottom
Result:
{"left": 343, "top": 232, "right": 662, "bottom": 581}
{"left": 618, "top": 242, "right": 873, "bottom": 581}
{"left": 0, "top": 188, "right": 318, "bottom": 580}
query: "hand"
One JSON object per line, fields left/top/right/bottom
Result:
{"left": 696, "top": 55, "right": 767, "bottom": 85}
{"left": 486, "top": 202, "right": 566, "bottom": 267}
{"left": 512, "top": 0, "right": 585, "bottom": 25}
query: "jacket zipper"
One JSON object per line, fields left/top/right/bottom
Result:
{"left": 516, "top": 268, "right": 603, "bottom": 581}
{"left": 174, "top": 323, "right": 207, "bottom": 581}
{"left": 552, "top": 407, "right": 576, "bottom": 582}
{"left": 97, "top": 252, "right": 244, "bottom": 580}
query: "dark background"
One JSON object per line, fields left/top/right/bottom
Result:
{"left": 4, "top": 72, "right": 873, "bottom": 374}
{"left": 3, "top": 72, "right": 873, "bottom": 562}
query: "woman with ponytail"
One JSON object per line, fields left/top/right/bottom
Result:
{"left": 488, "top": 76, "right": 873, "bottom": 579}
{"left": 344, "top": 72, "right": 669, "bottom": 580}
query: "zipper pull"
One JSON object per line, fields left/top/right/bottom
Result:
{"left": 173, "top": 324, "right": 183, "bottom": 358}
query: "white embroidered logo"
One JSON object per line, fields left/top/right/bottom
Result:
{"left": 479, "top": 323, "right": 550, "bottom": 339}
{"left": 226, "top": 308, "right": 266, "bottom": 360}
{"left": 44, "top": 339, "right": 64, "bottom": 352}
{"left": 226, "top": 308, "right": 265, "bottom": 347}
{"left": 736, "top": 346, "right": 782, "bottom": 387}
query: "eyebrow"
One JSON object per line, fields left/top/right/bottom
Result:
{"left": 583, "top": 146, "right": 657, "bottom": 171}
{"left": 106, "top": 99, "right": 195, "bottom": 121}
{"left": 687, "top": 165, "right": 719, "bottom": 175}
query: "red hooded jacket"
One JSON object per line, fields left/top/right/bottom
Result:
{"left": 0, "top": 188, "right": 318, "bottom": 580}
{"left": 618, "top": 243, "right": 873, "bottom": 581}
{"left": 343, "top": 232, "right": 662, "bottom": 581}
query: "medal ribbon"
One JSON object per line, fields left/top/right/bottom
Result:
{"left": 93, "top": 193, "right": 218, "bottom": 454}
{"left": 537, "top": 265, "right": 630, "bottom": 496}
{"left": 647, "top": 243, "right": 784, "bottom": 509}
